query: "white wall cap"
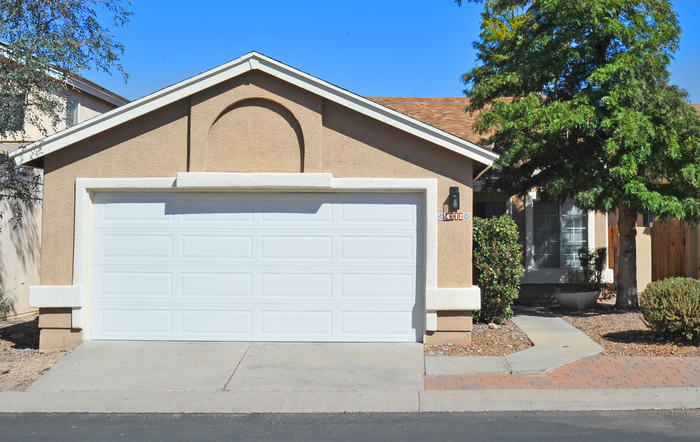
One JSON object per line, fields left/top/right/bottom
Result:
{"left": 176, "top": 172, "right": 333, "bottom": 189}
{"left": 29, "top": 285, "right": 83, "bottom": 308}
{"left": 425, "top": 287, "right": 481, "bottom": 311}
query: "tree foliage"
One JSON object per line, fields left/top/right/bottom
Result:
{"left": 0, "top": 0, "right": 130, "bottom": 227}
{"left": 459, "top": 0, "right": 700, "bottom": 308}
{"left": 0, "top": 0, "right": 132, "bottom": 138}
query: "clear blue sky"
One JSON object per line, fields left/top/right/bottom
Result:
{"left": 87, "top": 0, "right": 700, "bottom": 102}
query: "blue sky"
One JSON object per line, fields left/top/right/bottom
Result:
{"left": 88, "top": 1, "right": 700, "bottom": 102}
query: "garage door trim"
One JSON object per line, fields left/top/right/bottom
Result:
{"left": 69, "top": 173, "right": 441, "bottom": 340}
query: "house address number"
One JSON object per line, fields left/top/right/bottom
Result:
{"left": 438, "top": 212, "right": 470, "bottom": 221}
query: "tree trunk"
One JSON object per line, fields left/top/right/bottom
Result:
{"left": 616, "top": 205, "right": 639, "bottom": 309}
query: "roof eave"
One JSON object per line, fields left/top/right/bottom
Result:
{"left": 11, "top": 52, "right": 498, "bottom": 168}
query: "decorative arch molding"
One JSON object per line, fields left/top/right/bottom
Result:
{"left": 206, "top": 97, "right": 305, "bottom": 173}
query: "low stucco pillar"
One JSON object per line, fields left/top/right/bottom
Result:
{"left": 425, "top": 311, "right": 473, "bottom": 345}
{"left": 38, "top": 308, "right": 82, "bottom": 350}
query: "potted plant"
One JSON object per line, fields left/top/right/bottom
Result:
{"left": 554, "top": 247, "right": 610, "bottom": 309}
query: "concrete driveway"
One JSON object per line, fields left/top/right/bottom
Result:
{"left": 27, "top": 341, "right": 424, "bottom": 392}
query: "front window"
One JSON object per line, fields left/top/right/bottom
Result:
{"left": 533, "top": 201, "right": 587, "bottom": 268}
{"left": 474, "top": 200, "right": 508, "bottom": 219}
{"left": 66, "top": 98, "right": 79, "bottom": 127}
{"left": 1, "top": 94, "right": 25, "bottom": 132}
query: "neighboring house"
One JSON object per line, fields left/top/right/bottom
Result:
{"left": 373, "top": 97, "right": 700, "bottom": 302}
{"left": 0, "top": 75, "right": 129, "bottom": 318}
{"left": 11, "top": 53, "right": 498, "bottom": 350}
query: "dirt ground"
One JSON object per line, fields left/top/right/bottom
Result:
{"left": 0, "top": 315, "right": 71, "bottom": 391}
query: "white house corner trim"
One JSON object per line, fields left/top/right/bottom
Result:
{"left": 67, "top": 174, "right": 440, "bottom": 340}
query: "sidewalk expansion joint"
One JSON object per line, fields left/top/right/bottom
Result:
{"left": 222, "top": 342, "right": 252, "bottom": 391}
{"left": 502, "top": 356, "right": 513, "bottom": 374}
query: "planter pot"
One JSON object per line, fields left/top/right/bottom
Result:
{"left": 553, "top": 291, "right": 601, "bottom": 310}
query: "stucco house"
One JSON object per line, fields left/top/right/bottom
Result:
{"left": 0, "top": 74, "right": 129, "bottom": 318}
{"left": 11, "top": 53, "right": 498, "bottom": 350}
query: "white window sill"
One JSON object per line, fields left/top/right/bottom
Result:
{"left": 521, "top": 268, "right": 614, "bottom": 284}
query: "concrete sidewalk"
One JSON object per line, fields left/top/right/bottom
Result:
{"left": 426, "top": 307, "right": 604, "bottom": 376}
{"left": 1, "top": 306, "right": 698, "bottom": 413}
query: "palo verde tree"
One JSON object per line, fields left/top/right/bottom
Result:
{"left": 0, "top": 0, "right": 131, "bottom": 225}
{"left": 458, "top": 0, "right": 700, "bottom": 309}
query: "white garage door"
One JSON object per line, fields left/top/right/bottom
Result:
{"left": 91, "top": 192, "right": 423, "bottom": 342}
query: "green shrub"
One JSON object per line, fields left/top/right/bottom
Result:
{"left": 473, "top": 215, "right": 523, "bottom": 324}
{"left": 640, "top": 278, "right": 700, "bottom": 340}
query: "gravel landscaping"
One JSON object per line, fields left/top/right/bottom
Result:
{"left": 0, "top": 315, "right": 71, "bottom": 392}
{"left": 553, "top": 298, "right": 700, "bottom": 357}
{"left": 425, "top": 298, "right": 699, "bottom": 358}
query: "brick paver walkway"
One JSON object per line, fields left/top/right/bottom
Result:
{"left": 424, "top": 356, "right": 700, "bottom": 390}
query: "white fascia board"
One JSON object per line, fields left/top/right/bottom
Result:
{"left": 67, "top": 76, "right": 130, "bottom": 107}
{"left": 11, "top": 52, "right": 499, "bottom": 168}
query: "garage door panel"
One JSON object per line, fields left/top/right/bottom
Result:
{"left": 260, "top": 311, "right": 333, "bottom": 335}
{"left": 340, "top": 202, "right": 415, "bottom": 224}
{"left": 340, "top": 273, "right": 414, "bottom": 298}
{"left": 340, "top": 311, "right": 413, "bottom": 335}
{"left": 180, "top": 235, "right": 253, "bottom": 259}
{"left": 181, "top": 199, "right": 255, "bottom": 222}
{"left": 100, "top": 200, "right": 174, "bottom": 223}
{"left": 180, "top": 273, "right": 252, "bottom": 297}
{"left": 180, "top": 310, "right": 252, "bottom": 335}
{"left": 92, "top": 192, "right": 423, "bottom": 342}
{"left": 260, "top": 199, "right": 332, "bottom": 222}
{"left": 101, "top": 272, "right": 173, "bottom": 297}
{"left": 340, "top": 236, "right": 414, "bottom": 260}
{"left": 100, "top": 310, "right": 173, "bottom": 335}
{"left": 101, "top": 235, "right": 174, "bottom": 259}
{"left": 260, "top": 236, "right": 333, "bottom": 259}
{"left": 259, "top": 273, "right": 333, "bottom": 298}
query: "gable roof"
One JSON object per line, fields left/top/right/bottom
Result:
{"left": 367, "top": 97, "right": 482, "bottom": 145}
{"left": 10, "top": 52, "right": 498, "bottom": 169}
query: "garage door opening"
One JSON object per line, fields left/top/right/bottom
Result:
{"left": 90, "top": 192, "right": 424, "bottom": 342}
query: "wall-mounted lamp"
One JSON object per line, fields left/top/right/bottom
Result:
{"left": 448, "top": 187, "right": 460, "bottom": 212}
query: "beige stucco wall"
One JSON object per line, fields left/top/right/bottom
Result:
{"left": 41, "top": 99, "right": 190, "bottom": 285}
{"left": 0, "top": 89, "right": 119, "bottom": 318}
{"left": 0, "top": 200, "right": 41, "bottom": 316}
{"left": 38, "top": 69, "right": 476, "bottom": 337}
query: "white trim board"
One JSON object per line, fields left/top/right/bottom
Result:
{"left": 10, "top": 52, "right": 498, "bottom": 168}
{"left": 28, "top": 173, "right": 481, "bottom": 341}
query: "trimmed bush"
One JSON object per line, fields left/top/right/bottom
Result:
{"left": 473, "top": 215, "right": 523, "bottom": 324}
{"left": 640, "top": 278, "right": 700, "bottom": 341}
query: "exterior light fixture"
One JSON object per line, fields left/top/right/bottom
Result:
{"left": 448, "top": 187, "right": 460, "bottom": 212}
